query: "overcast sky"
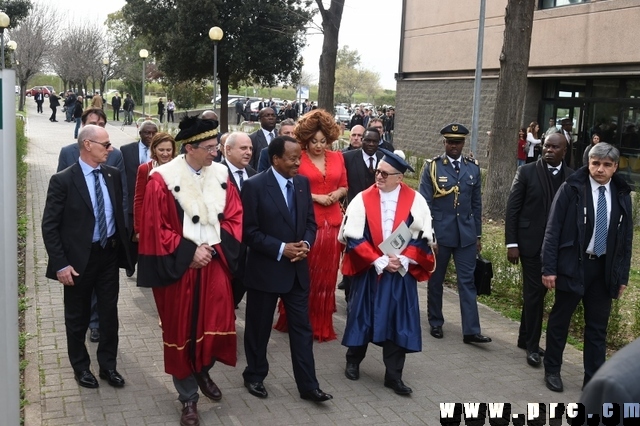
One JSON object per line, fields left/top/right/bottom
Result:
{"left": 38, "top": 0, "right": 402, "bottom": 90}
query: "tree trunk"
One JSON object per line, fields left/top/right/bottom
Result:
{"left": 220, "top": 78, "right": 229, "bottom": 133}
{"left": 483, "top": 0, "right": 536, "bottom": 220}
{"left": 18, "top": 82, "right": 28, "bottom": 111}
{"left": 316, "top": 0, "right": 345, "bottom": 112}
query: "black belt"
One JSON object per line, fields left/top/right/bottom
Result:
{"left": 585, "top": 253, "right": 605, "bottom": 260}
{"left": 91, "top": 236, "right": 118, "bottom": 250}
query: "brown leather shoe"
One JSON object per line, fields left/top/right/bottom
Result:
{"left": 180, "top": 401, "right": 199, "bottom": 426}
{"left": 194, "top": 371, "right": 222, "bottom": 401}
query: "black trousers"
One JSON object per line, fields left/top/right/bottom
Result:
{"left": 544, "top": 256, "right": 611, "bottom": 385}
{"left": 63, "top": 242, "right": 120, "bottom": 373}
{"left": 517, "top": 253, "right": 548, "bottom": 352}
{"left": 36, "top": 101, "right": 43, "bottom": 113}
{"left": 243, "top": 279, "right": 319, "bottom": 393}
{"left": 113, "top": 108, "right": 120, "bottom": 121}
{"left": 49, "top": 106, "right": 57, "bottom": 121}
{"left": 346, "top": 340, "right": 406, "bottom": 381}
{"left": 167, "top": 110, "right": 174, "bottom": 122}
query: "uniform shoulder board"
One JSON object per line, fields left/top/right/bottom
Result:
{"left": 465, "top": 155, "right": 479, "bottom": 166}
{"left": 428, "top": 155, "right": 440, "bottom": 162}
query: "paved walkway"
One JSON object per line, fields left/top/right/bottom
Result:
{"left": 23, "top": 99, "right": 584, "bottom": 426}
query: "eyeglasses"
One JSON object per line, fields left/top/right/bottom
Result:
{"left": 195, "top": 144, "right": 219, "bottom": 153}
{"left": 87, "top": 139, "right": 111, "bottom": 149}
{"left": 375, "top": 169, "right": 402, "bottom": 179}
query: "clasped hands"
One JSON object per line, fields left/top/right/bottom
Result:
{"left": 190, "top": 244, "right": 215, "bottom": 269}
{"left": 283, "top": 241, "right": 309, "bottom": 262}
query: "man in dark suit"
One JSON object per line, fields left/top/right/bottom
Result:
{"left": 221, "top": 132, "right": 256, "bottom": 306}
{"left": 111, "top": 93, "right": 121, "bottom": 121}
{"left": 369, "top": 118, "right": 394, "bottom": 151}
{"left": 419, "top": 123, "right": 491, "bottom": 344}
{"left": 57, "top": 108, "right": 128, "bottom": 343}
{"left": 235, "top": 99, "right": 244, "bottom": 125}
{"left": 241, "top": 136, "right": 332, "bottom": 403}
{"left": 42, "top": 125, "right": 132, "bottom": 389}
{"left": 248, "top": 107, "right": 277, "bottom": 171}
{"left": 339, "top": 128, "right": 384, "bottom": 298}
{"left": 120, "top": 121, "right": 158, "bottom": 274}
{"left": 257, "top": 118, "right": 296, "bottom": 173}
{"left": 542, "top": 142, "right": 633, "bottom": 393}
{"left": 505, "top": 133, "right": 572, "bottom": 367}
{"left": 34, "top": 88, "right": 45, "bottom": 113}
{"left": 560, "top": 118, "right": 574, "bottom": 168}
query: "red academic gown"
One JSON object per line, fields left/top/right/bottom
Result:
{"left": 341, "top": 183, "right": 435, "bottom": 352}
{"left": 137, "top": 171, "right": 242, "bottom": 379}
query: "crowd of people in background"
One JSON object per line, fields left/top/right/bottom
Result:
{"left": 37, "top": 91, "right": 634, "bottom": 426}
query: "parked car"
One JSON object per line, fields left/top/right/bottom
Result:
{"left": 334, "top": 105, "right": 351, "bottom": 127}
{"left": 25, "top": 86, "right": 51, "bottom": 97}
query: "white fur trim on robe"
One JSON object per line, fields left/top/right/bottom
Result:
{"left": 151, "top": 154, "right": 229, "bottom": 246}
{"left": 339, "top": 188, "right": 434, "bottom": 244}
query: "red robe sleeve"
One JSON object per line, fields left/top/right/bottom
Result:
{"left": 137, "top": 173, "right": 197, "bottom": 287}
{"left": 133, "top": 161, "right": 152, "bottom": 235}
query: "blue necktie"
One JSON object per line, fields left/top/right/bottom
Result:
{"left": 92, "top": 169, "right": 108, "bottom": 247}
{"left": 594, "top": 186, "right": 607, "bottom": 256}
{"left": 453, "top": 160, "right": 460, "bottom": 173}
{"left": 236, "top": 170, "right": 244, "bottom": 189}
{"left": 286, "top": 180, "right": 296, "bottom": 223}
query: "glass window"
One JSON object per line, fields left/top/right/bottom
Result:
{"left": 540, "top": 0, "right": 589, "bottom": 9}
{"left": 592, "top": 80, "right": 620, "bottom": 98}
{"left": 625, "top": 80, "right": 640, "bottom": 99}
{"left": 558, "top": 80, "right": 586, "bottom": 98}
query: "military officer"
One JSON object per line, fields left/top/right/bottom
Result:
{"left": 419, "top": 123, "right": 491, "bottom": 344}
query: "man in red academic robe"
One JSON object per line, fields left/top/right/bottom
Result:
{"left": 137, "top": 116, "right": 242, "bottom": 426}
{"left": 339, "top": 149, "right": 435, "bottom": 396}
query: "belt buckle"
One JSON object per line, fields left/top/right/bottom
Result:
{"left": 586, "top": 253, "right": 597, "bottom": 260}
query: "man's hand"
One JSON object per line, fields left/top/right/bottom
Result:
{"left": 384, "top": 254, "right": 401, "bottom": 273}
{"left": 190, "top": 244, "right": 214, "bottom": 269}
{"left": 430, "top": 243, "right": 439, "bottom": 256}
{"left": 507, "top": 247, "right": 520, "bottom": 265}
{"left": 542, "top": 274, "right": 556, "bottom": 290}
{"left": 57, "top": 266, "right": 79, "bottom": 286}
{"left": 619, "top": 284, "right": 627, "bottom": 298}
{"left": 284, "top": 241, "right": 309, "bottom": 262}
{"left": 476, "top": 238, "right": 482, "bottom": 253}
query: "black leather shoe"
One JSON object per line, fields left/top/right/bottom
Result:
{"left": 74, "top": 370, "right": 99, "bottom": 388}
{"left": 300, "top": 388, "right": 333, "bottom": 402}
{"left": 244, "top": 381, "right": 268, "bottom": 398}
{"left": 99, "top": 369, "right": 125, "bottom": 387}
{"left": 430, "top": 326, "right": 443, "bottom": 339}
{"left": 337, "top": 280, "right": 346, "bottom": 290}
{"left": 126, "top": 268, "right": 135, "bottom": 278}
{"left": 463, "top": 334, "right": 492, "bottom": 344}
{"left": 526, "top": 351, "right": 541, "bottom": 367}
{"left": 180, "top": 401, "right": 199, "bottom": 426}
{"left": 345, "top": 362, "right": 359, "bottom": 380}
{"left": 194, "top": 372, "right": 221, "bottom": 401}
{"left": 545, "top": 372, "right": 563, "bottom": 392}
{"left": 384, "top": 379, "right": 412, "bottom": 395}
{"left": 89, "top": 328, "right": 100, "bottom": 342}
{"left": 517, "top": 342, "right": 545, "bottom": 356}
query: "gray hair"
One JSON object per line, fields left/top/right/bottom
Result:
{"left": 77, "top": 125, "right": 102, "bottom": 149}
{"left": 225, "top": 131, "right": 246, "bottom": 148}
{"left": 139, "top": 121, "right": 158, "bottom": 133}
{"left": 589, "top": 142, "right": 619, "bottom": 163}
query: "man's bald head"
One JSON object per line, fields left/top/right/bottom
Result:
{"left": 201, "top": 110, "right": 219, "bottom": 121}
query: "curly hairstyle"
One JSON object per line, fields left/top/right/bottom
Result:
{"left": 150, "top": 132, "right": 177, "bottom": 162}
{"left": 294, "top": 109, "right": 341, "bottom": 149}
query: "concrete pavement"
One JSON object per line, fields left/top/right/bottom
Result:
{"left": 22, "top": 98, "right": 585, "bottom": 426}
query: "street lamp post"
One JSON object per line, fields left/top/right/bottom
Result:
{"left": 0, "top": 12, "right": 10, "bottom": 70}
{"left": 102, "top": 57, "right": 109, "bottom": 95}
{"left": 139, "top": 49, "right": 148, "bottom": 116}
{"left": 7, "top": 40, "right": 16, "bottom": 69}
{"left": 208, "top": 26, "right": 224, "bottom": 112}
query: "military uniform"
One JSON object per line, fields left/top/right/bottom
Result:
{"left": 418, "top": 123, "right": 490, "bottom": 343}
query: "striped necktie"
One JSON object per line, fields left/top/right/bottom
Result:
{"left": 593, "top": 186, "right": 607, "bottom": 256}
{"left": 92, "top": 169, "right": 108, "bottom": 247}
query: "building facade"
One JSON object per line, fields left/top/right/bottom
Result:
{"left": 396, "top": 0, "right": 640, "bottom": 185}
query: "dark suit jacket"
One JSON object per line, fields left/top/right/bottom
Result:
{"left": 343, "top": 148, "right": 383, "bottom": 204}
{"left": 120, "top": 141, "right": 143, "bottom": 218}
{"left": 505, "top": 160, "right": 573, "bottom": 257}
{"left": 257, "top": 146, "right": 270, "bottom": 173}
{"left": 248, "top": 129, "right": 269, "bottom": 171}
{"left": 57, "top": 143, "right": 129, "bottom": 226}
{"left": 42, "top": 163, "right": 132, "bottom": 282}
{"left": 241, "top": 169, "right": 316, "bottom": 293}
